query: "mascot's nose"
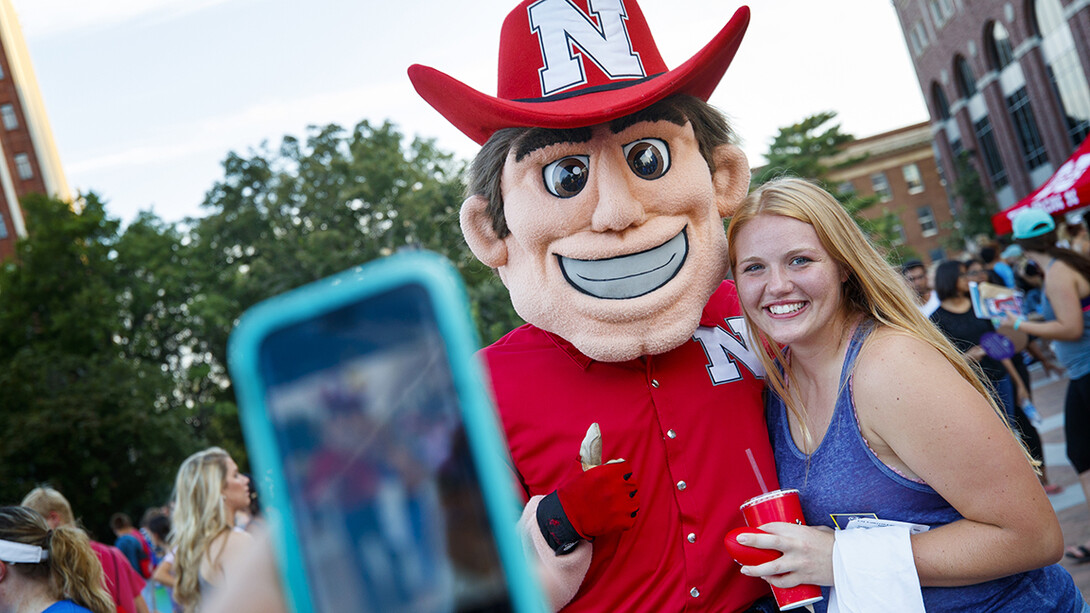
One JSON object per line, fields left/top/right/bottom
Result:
{"left": 590, "top": 153, "right": 648, "bottom": 232}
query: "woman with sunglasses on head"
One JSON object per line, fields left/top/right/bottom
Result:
{"left": 1003, "top": 208, "right": 1090, "bottom": 563}
{"left": 0, "top": 506, "right": 113, "bottom": 613}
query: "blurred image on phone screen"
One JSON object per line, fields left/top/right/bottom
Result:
{"left": 257, "top": 282, "right": 512, "bottom": 613}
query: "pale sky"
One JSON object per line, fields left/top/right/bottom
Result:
{"left": 12, "top": 0, "right": 930, "bottom": 224}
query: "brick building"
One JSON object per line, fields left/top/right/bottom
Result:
{"left": 0, "top": 0, "right": 70, "bottom": 260}
{"left": 826, "top": 121, "right": 957, "bottom": 264}
{"left": 892, "top": 0, "right": 1090, "bottom": 224}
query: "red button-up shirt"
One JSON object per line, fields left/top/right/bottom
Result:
{"left": 483, "top": 281, "right": 777, "bottom": 612}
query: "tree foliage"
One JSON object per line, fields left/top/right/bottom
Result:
{"left": 0, "top": 119, "right": 522, "bottom": 535}
{"left": 750, "top": 111, "right": 906, "bottom": 262}
{"left": 0, "top": 194, "right": 199, "bottom": 538}
{"left": 947, "top": 150, "right": 1000, "bottom": 245}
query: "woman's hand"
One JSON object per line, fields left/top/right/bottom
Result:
{"left": 736, "top": 522, "right": 836, "bottom": 587}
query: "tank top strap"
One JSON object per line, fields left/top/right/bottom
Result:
{"left": 837, "top": 318, "right": 875, "bottom": 389}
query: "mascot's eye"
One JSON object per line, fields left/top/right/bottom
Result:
{"left": 543, "top": 155, "right": 590, "bottom": 198}
{"left": 623, "top": 138, "right": 670, "bottom": 180}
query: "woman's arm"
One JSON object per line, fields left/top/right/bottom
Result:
{"left": 854, "top": 332, "right": 1061, "bottom": 585}
{"left": 152, "top": 558, "right": 175, "bottom": 587}
{"left": 1013, "top": 263, "right": 1085, "bottom": 341}
{"left": 738, "top": 332, "right": 1060, "bottom": 589}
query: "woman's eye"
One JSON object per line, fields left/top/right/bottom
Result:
{"left": 543, "top": 156, "right": 590, "bottom": 198}
{"left": 623, "top": 138, "right": 670, "bottom": 180}
{"left": 742, "top": 263, "right": 762, "bottom": 273}
{"left": 790, "top": 256, "right": 811, "bottom": 266}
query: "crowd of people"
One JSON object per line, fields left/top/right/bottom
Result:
{"left": 0, "top": 448, "right": 261, "bottom": 613}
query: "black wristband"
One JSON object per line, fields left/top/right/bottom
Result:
{"left": 536, "top": 491, "right": 583, "bottom": 555}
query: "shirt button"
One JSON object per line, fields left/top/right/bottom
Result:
{"left": 690, "top": 587, "right": 700, "bottom": 598}
{"left": 687, "top": 533, "right": 696, "bottom": 543}
{"left": 677, "top": 481, "right": 687, "bottom": 491}
{"left": 667, "top": 429, "right": 677, "bottom": 439}
{"left": 651, "top": 379, "right": 660, "bottom": 388}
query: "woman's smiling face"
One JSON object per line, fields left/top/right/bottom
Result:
{"left": 733, "top": 214, "right": 848, "bottom": 349}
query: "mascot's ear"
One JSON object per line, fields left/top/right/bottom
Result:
{"left": 460, "top": 194, "right": 508, "bottom": 268}
{"left": 712, "top": 143, "right": 751, "bottom": 218}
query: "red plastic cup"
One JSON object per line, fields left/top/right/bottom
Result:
{"left": 739, "top": 489, "right": 823, "bottom": 611}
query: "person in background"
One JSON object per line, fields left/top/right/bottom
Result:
{"left": 726, "top": 177, "right": 1082, "bottom": 612}
{"left": 980, "top": 244, "right": 1016, "bottom": 288}
{"left": 1004, "top": 208, "right": 1090, "bottom": 563}
{"left": 0, "top": 506, "right": 114, "bottom": 613}
{"left": 21, "top": 486, "right": 149, "bottom": 613}
{"left": 147, "top": 515, "right": 181, "bottom": 613}
{"left": 111, "top": 513, "right": 152, "bottom": 580}
{"left": 901, "top": 259, "right": 938, "bottom": 315}
{"left": 930, "top": 260, "right": 1030, "bottom": 421}
{"left": 170, "top": 447, "right": 252, "bottom": 613}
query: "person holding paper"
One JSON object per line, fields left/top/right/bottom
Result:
{"left": 726, "top": 178, "right": 1084, "bottom": 612}
{"left": 1003, "top": 208, "right": 1090, "bottom": 563}
{"left": 929, "top": 259, "right": 1029, "bottom": 420}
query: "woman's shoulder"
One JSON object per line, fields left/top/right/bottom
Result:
{"left": 853, "top": 327, "right": 952, "bottom": 390}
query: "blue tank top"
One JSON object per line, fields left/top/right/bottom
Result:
{"left": 766, "top": 321, "right": 1082, "bottom": 612}
{"left": 1040, "top": 260, "right": 1090, "bottom": 379}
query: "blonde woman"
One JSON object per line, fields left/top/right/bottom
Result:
{"left": 20, "top": 486, "right": 149, "bottom": 613}
{"left": 726, "top": 178, "right": 1083, "bottom": 611}
{"left": 0, "top": 506, "right": 113, "bottom": 613}
{"left": 170, "top": 447, "right": 252, "bottom": 612}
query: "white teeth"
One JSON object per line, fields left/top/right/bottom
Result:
{"left": 769, "top": 302, "right": 804, "bottom": 315}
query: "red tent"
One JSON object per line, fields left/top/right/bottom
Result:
{"left": 992, "top": 134, "right": 1090, "bottom": 235}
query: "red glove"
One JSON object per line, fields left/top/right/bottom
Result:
{"left": 537, "top": 461, "right": 639, "bottom": 554}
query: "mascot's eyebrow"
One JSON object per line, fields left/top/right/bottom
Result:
{"left": 609, "top": 102, "right": 686, "bottom": 134}
{"left": 515, "top": 127, "right": 593, "bottom": 162}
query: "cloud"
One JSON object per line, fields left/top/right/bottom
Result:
{"left": 11, "top": 0, "right": 241, "bottom": 39}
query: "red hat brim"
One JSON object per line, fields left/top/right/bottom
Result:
{"left": 408, "top": 6, "right": 750, "bottom": 145}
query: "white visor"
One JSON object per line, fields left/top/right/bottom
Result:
{"left": 0, "top": 538, "right": 48, "bottom": 563}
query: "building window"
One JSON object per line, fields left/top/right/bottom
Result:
{"left": 929, "top": 0, "right": 954, "bottom": 26}
{"left": 918, "top": 206, "right": 938, "bottom": 237}
{"left": 931, "top": 82, "right": 951, "bottom": 120}
{"left": 0, "top": 104, "right": 17, "bottom": 130}
{"left": 910, "top": 23, "right": 929, "bottom": 56}
{"left": 973, "top": 117, "right": 1007, "bottom": 189}
{"left": 0, "top": 212, "right": 7, "bottom": 239}
{"left": 14, "top": 153, "right": 33, "bottom": 180}
{"left": 955, "top": 55, "right": 977, "bottom": 98}
{"left": 871, "top": 173, "right": 892, "bottom": 201}
{"left": 986, "top": 21, "right": 1015, "bottom": 70}
{"left": 929, "top": 247, "right": 947, "bottom": 262}
{"left": 1006, "top": 88, "right": 1049, "bottom": 170}
{"left": 1034, "top": 0, "right": 1090, "bottom": 148}
{"left": 838, "top": 181, "right": 856, "bottom": 197}
{"left": 903, "top": 163, "right": 925, "bottom": 193}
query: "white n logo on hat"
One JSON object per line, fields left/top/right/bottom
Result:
{"left": 528, "top": 0, "right": 646, "bottom": 97}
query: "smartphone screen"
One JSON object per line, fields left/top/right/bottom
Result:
{"left": 255, "top": 281, "right": 513, "bottom": 613}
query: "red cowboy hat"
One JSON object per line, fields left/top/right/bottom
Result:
{"left": 408, "top": 1, "right": 750, "bottom": 145}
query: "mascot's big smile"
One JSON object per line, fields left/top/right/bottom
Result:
{"left": 557, "top": 229, "right": 688, "bottom": 300}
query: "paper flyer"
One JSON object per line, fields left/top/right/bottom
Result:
{"left": 969, "top": 282, "right": 1024, "bottom": 319}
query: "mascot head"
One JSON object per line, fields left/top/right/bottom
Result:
{"left": 409, "top": 0, "right": 751, "bottom": 362}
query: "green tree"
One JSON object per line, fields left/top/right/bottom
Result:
{"left": 750, "top": 111, "right": 908, "bottom": 262}
{"left": 0, "top": 193, "right": 200, "bottom": 538}
{"left": 183, "top": 120, "right": 520, "bottom": 442}
{"left": 946, "top": 150, "right": 1000, "bottom": 245}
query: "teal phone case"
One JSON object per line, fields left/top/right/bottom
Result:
{"left": 227, "top": 251, "right": 546, "bottom": 613}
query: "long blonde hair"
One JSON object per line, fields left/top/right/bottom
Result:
{"left": 727, "top": 178, "right": 1033, "bottom": 464}
{"left": 170, "top": 447, "right": 234, "bottom": 612}
{"left": 0, "top": 506, "right": 113, "bottom": 613}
